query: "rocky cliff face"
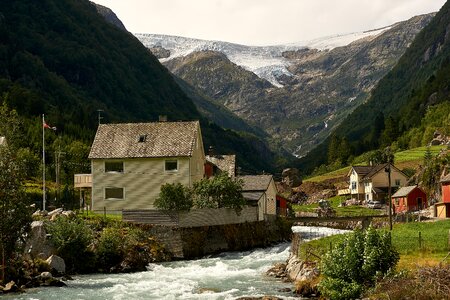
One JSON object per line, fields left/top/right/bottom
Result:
{"left": 141, "top": 14, "right": 434, "bottom": 157}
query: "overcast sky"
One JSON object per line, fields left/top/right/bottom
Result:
{"left": 92, "top": 0, "right": 446, "bottom": 46}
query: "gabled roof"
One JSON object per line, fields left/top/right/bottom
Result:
{"left": 88, "top": 121, "right": 201, "bottom": 159}
{"left": 363, "top": 163, "right": 389, "bottom": 179}
{"left": 206, "top": 154, "right": 236, "bottom": 177}
{"left": 238, "top": 175, "right": 273, "bottom": 192}
{"left": 242, "top": 191, "right": 264, "bottom": 201}
{"left": 372, "top": 187, "right": 389, "bottom": 194}
{"left": 349, "top": 165, "right": 374, "bottom": 177}
{"left": 392, "top": 186, "right": 422, "bottom": 198}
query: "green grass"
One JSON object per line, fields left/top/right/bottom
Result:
{"left": 394, "top": 145, "right": 446, "bottom": 163}
{"left": 292, "top": 196, "right": 385, "bottom": 217}
{"left": 298, "top": 219, "right": 450, "bottom": 265}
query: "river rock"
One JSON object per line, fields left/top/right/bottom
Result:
{"left": 266, "top": 263, "right": 287, "bottom": 278}
{"left": 46, "top": 254, "right": 66, "bottom": 274}
{"left": 48, "top": 208, "right": 63, "bottom": 217}
{"left": 61, "top": 210, "right": 76, "bottom": 218}
{"left": 235, "top": 297, "right": 283, "bottom": 300}
{"left": 3, "top": 281, "right": 18, "bottom": 293}
{"left": 40, "top": 271, "right": 53, "bottom": 279}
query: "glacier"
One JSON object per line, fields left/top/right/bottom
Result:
{"left": 135, "top": 26, "right": 390, "bottom": 87}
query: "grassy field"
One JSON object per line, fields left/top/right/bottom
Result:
{"left": 297, "top": 219, "right": 450, "bottom": 267}
{"left": 304, "top": 145, "right": 447, "bottom": 183}
{"left": 292, "top": 196, "right": 385, "bottom": 217}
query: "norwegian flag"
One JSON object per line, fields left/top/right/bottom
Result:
{"left": 43, "top": 120, "right": 57, "bottom": 131}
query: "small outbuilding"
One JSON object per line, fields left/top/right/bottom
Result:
{"left": 437, "top": 174, "right": 450, "bottom": 218}
{"left": 391, "top": 185, "right": 427, "bottom": 213}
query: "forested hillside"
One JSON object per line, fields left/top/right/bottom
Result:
{"left": 0, "top": 0, "right": 280, "bottom": 185}
{"left": 300, "top": 1, "right": 450, "bottom": 173}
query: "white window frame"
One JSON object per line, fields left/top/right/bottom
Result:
{"left": 165, "top": 159, "right": 178, "bottom": 172}
{"left": 395, "top": 179, "right": 401, "bottom": 186}
{"left": 104, "top": 187, "right": 125, "bottom": 200}
{"left": 105, "top": 161, "right": 124, "bottom": 173}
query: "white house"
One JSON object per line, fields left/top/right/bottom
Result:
{"left": 88, "top": 121, "right": 205, "bottom": 213}
{"left": 349, "top": 163, "right": 408, "bottom": 202}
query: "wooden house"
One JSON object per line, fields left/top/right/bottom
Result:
{"left": 238, "top": 175, "right": 277, "bottom": 220}
{"left": 348, "top": 163, "right": 408, "bottom": 202}
{"left": 391, "top": 185, "right": 427, "bottom": 213}
{"left": 88, "top": 121, "right": 205, "bottom": 213}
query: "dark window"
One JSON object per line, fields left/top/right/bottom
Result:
{"left": 105, "top": 161, "right": 123, "bottom": 173}
{"left": 138, "top": 134, "right": 147, "bottom": 142}
{"left": 165, "top": 160, "right": 178, "bottom": 172}
{"left": 105, "top": 188, "right": 124, "bottom": 200}
{"left": 351, "top": 182, "right": 357, "bottom": 190}
{"left": 395, "top": 179, "right": 401, "bottom": 186}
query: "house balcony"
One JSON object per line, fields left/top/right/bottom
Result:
{"left": 74, "top": 174, "right": 92, "bottom": 188}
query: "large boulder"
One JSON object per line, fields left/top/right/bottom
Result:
{"left": 25, "top": 221, "right": 55, "bottom": 259}
{"left": 282, "top": 168, "right": 302, "bottom": 188}
{"left": 46, "top": 255, "right": 66, "bottom": 274}
{"left": 3, "top": 281, "right": 18, "bottom": 293}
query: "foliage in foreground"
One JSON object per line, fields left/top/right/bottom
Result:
{"left": 45, "top": 215, "right": 171, "bottom": 273}
{"left": 0, "top": 146, "right": 33, "bottom": 282}
{"left": 318, "top": 227, "right": 399, "bottom": 300}
{"left": 369, "top": 264, "right": 450, "bottom": 300}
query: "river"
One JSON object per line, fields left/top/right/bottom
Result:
{"left": 10, "top": 226, "right": 348, "bottom": 300}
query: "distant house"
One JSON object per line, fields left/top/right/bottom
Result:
{"left": 238, "top": 175, "right": 277, "bottom": 220}
{"left": 391, "top": 185, "right": 427, "bottom": 213}
{"left": 88, "top": 121, "right": 205, "bottom": 212}
{"left": 348, "top": 163, "right": 408, "bottom": 202}
{"left": 205, "top": 153, "right": 236, "bottom": 178}
{"left": 438, "top": 174, "right": 450, "bottom": 218}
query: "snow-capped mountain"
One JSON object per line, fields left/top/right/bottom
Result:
{"left": 135, "top": 27, "right": 389, "bottom": 86}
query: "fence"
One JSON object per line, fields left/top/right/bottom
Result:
{"left": 123, "top": 206, "right": 259, "bottom": 227}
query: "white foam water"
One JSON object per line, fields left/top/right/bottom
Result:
{"left": 11, "top": 226, "right": 348, "bottom": 300}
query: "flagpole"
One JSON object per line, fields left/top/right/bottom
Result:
{"left": 42, "top": 114, "right": 46, "bottom": 211}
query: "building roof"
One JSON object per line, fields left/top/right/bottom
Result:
{"left": 238, "top": 175, "right": 273, "bottom": 192}
{"left": 392, "top": 186, "right": 421, "bottom": 198}
{"left": 372, "top": 187, "right": 389, "bottom": 194}
{"left": 349, "top": 165, "right": 374, "bottom": 177}
{"left": 88, "top": 121, "right": 201, "bottom": 159}
{"left": 242, "top": 191, "right": 264, "bottom": 201}
{"left": 206, "top": 154, "right": 236, "bottom": 177}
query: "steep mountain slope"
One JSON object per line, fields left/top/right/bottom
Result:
{"left": 0, "top": 0, "right": 279, "bottom": 173}
{"left": 141, "top": 14, "right": 433, "bottom": 157}
{"left": 299, "top": 1, "right": 450, "bottom": 173}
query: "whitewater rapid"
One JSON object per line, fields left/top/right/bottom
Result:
{"left": 11, "top": 226, "right": 348, "bottom": 300}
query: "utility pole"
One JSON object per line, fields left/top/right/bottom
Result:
{"left": 385, "top": 146, "right": 393, "bottom": 231}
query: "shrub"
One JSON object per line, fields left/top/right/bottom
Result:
{"left": 96, "top": 227, "right": 124, "bottom": 270}
{"left": 45, "top": 216, "right": 94, "bottom": 272}
{"left": 193, "top": 173, "right": 245, "bottom": 209}
{"left": 154, "top": 182, "right": 193, "bottom": 211}
{"left": 319, "top": 226, "right": 399, "bottom": 300}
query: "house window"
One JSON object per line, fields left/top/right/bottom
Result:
{"left": 366, "top": 194, "right": 369, "bottom": 200}
{"left": 105, "top": 187, "right": 124, "bottom": 200}
{"left": 395, "top": 179, "right": 401, "bottom": 186}
{"left": 351, "top": 182, "right": 356, "bottom": 190}
{"left": 138, "top": 134, "right": 147, "bottom": 143}
{"left": 165, "top": 160, "right": 178, "bottom": 172}
{"left": 105, "top": 161, "right": 123, "bottom": 173}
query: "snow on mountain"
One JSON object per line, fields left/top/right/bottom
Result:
{"left": 135, "top": 27, "right": 390, "bottom": 86}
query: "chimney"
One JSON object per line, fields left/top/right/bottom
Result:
{"left": 208, "top": 146, "right": 215, "bottom": 157}
{"left": 159, "top": 115, "right": 167, "bottom": 122}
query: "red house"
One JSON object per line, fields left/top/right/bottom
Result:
{"left": 391, "top": 185, "right": 427, "bottom": 214}
{"left": 438, "top": 174, "right": 450, "bottom": 218}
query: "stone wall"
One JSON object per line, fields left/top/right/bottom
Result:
{"left": 123, "top": 207, "right": 258, "bottom": 227}
{"left": 147, "top": 218, "right": 293, "bottom": 259}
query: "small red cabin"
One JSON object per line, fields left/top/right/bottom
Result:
{"left": 391, "top": 186, "right": 427, "bottom": 214}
